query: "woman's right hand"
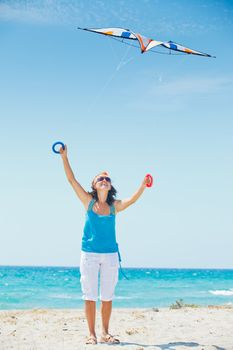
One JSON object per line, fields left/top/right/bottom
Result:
{"left": 60, "top": 144, "right": 67, "bottom": 159}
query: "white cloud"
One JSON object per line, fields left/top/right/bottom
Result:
{"left": 0, "top": 1, "right": 86, "bottom": 25}
{"left": 0, "top": 0, "right": 224, "bottom": 34}
{"left": 0, "top": 0, "right": 141, "bottom": 26}
{"left": 124, "top": 74, "right": 233, "bottom": 114}
{"left": 0, "top": 2, "right": 57, "bottom": 24}
{"left": 151, "top": 76, "right": 233, "bottom": 96}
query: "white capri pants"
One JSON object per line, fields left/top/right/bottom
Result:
{"left": 80, "top": 251, "right": 119, "bottom": 301}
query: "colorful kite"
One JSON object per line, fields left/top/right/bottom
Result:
{"left": 77, "top": 27, "right": 215, "bottom": 58}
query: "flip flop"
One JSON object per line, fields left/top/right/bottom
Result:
{"left": 86, "top": 336, "right": 97, "bottom": 345}
{"left": 100, "top": 334, "right": 120, "bottom": 344}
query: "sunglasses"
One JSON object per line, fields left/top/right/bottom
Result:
{"left": 96, "top": 176, "right": 111, "bottom": 183}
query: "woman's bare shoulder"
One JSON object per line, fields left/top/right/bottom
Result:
{"left": 85, "top": 195, "right": 94, "bottom": 211}
{"left": 113, "top": 200, "right": 121, "bottom": 213}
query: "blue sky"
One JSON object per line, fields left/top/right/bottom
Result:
{"left": 0, "top": 0, "right": 233, "bottom": 268}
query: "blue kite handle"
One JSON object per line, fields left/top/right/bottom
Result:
{"left": 52, "top": 141, "right": 65, "bottom": 154}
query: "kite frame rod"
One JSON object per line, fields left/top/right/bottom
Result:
{"left": 77, "top": 26, "right": 138, "bottom": 41}
{"left": 162, "top": 41, "right": 216, "bottom": 58}
{"left": 109, "top": 36, "right": 188, "bottom": 55}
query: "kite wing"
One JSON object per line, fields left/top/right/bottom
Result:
{"left": 77, "top": 27, "right": 137, "bottom": 40}
{"left": 78, "top": 27, "right": 215, "bottom": 57}
{"left": 161, "top": 40, "right": 213, "bottom": 57}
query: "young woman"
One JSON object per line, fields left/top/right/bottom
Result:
{"left": 59, "top": 145, "right": 151, "bottom": 344}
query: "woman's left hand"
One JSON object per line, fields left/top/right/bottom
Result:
{"left": 143, "top": 175, "right": 150, "bottom": 188}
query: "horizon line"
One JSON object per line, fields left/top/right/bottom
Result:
{"left": 1, "top": 264, "right": 233, "bottom": 270}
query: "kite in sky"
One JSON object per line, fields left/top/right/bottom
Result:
{"left": 78, "top": 27, "right": 215, "bottom": 58}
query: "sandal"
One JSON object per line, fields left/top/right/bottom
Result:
{"left": 100, "top": 334, "right": 120, "bottom": 344}
{"left": 86, "top": 336, "right": 97, "bottom": 345}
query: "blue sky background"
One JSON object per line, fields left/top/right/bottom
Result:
{"left": 0, "top": 0, "right": 233, "bottom": 268}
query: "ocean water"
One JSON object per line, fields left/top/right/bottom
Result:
{"left": 0, "top": 266, "right": 233, "bottom": 310}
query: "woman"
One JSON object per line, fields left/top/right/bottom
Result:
{"left": 60, "top": 145, "right": 151, "bottom": 344}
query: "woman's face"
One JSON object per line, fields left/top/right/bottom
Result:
{"left": 93, "top": 174, "right": 111, "bottom": 191}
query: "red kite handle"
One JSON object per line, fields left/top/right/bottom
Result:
{"left": 145, "top": 174, "right": 153, "bottom": 188}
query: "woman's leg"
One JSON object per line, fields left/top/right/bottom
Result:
{"left": 101, "top": 300, "right": 112, "bottom": 335}
{"left": 99, "top": 253, "right": 119, "bottom": 343}
{"left": 85, "top": 300, "right": 97, "bottom": 338}
{"left": 80, "top": 252, "right": 100, "bottom": 343}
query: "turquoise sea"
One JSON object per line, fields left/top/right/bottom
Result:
{"left": 0, "top": 266, "right": 233, "bottom": 310}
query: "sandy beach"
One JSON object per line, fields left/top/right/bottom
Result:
{"left": 0, "top": 306, "right": 233, "bottom": 350}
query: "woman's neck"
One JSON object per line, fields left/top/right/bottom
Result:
{"left": 97, "top": 191, "right": 108, "bottom": 204}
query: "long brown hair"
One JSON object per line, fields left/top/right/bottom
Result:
{"left": 88, "top": 172, "right": 117, "bottom": 206}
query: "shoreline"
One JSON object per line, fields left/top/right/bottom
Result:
{"left": 1, "top": 304, "right": 233, "bottom": 311}
{"left": 1, "top": 306, "right": 233, "bottom": 349}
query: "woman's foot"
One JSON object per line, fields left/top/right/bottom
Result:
{"left": 86, "top": 335, "right": 97, "bottom": 345}
{"left": 100, "top": 334, "right": 120, "bottom": 344}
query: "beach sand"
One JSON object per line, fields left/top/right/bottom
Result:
{"left": 0, "top": 306, "right": 233, "bottom": 350}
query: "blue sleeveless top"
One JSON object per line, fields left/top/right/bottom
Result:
{"left": 81, "top": 199, "right": 118, "bottom": 253}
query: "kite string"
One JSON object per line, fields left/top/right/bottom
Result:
{"left": 85, "top": 69, "right": 118, "bottom": 116}
{"left": 107, "top": 36, "right": 120, "bottom": 63}
{"left": 107, "top": 36, "right": 135, "bottom": 70}
{"left": 85, "top": 45, "right": 136, "bottom": 116}
{"left": 116, "top": 44, "right": 132, "bottom": 71}
{"left": 107, "top": 36, "right": 136, "bottom": 68}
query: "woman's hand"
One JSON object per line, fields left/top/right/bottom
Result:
{"left": 142, "top": 175, "right": 151, "bottom": 188}
{"left": 60, "top": 144, "right": 67, "bottom": 159}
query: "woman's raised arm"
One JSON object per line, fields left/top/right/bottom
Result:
{"left": 60, "top": 145, "right": 91, "bottom": 209}
{"left": 114, "top": 175, "right": 151, "bottom": 213}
